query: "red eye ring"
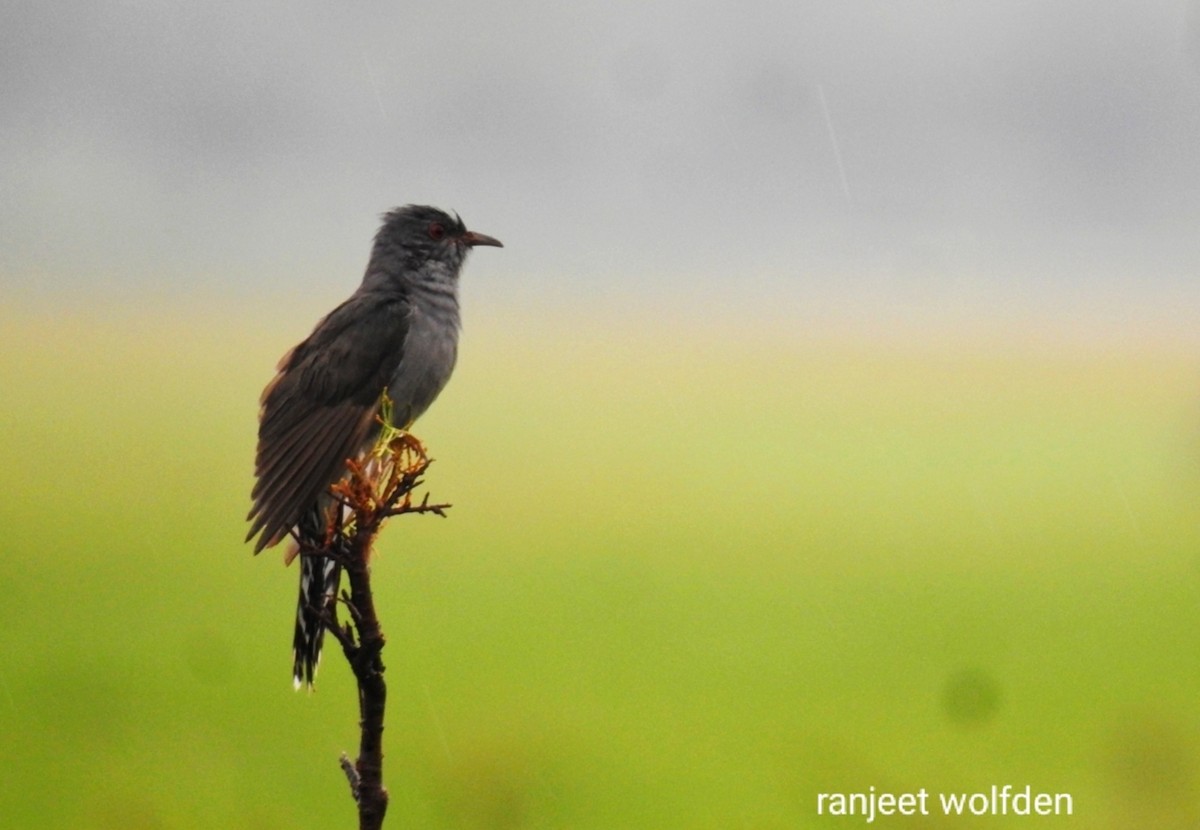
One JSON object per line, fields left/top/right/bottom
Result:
{"left": 427, "top": 222, "right": 446, "bottom": 241}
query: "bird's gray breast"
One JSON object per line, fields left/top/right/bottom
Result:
{"left": 386, "top": 296, "right": 460, "bottom": 427}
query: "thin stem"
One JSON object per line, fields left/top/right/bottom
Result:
{"left": 315, "top": 431, "right": 450, "bottom": 830}
{"left": 343, "top": 529, "right": 388, "bottom": 829}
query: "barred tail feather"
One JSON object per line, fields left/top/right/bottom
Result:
{"left": 293, "top": 553, "right": 341, "bottom": 689}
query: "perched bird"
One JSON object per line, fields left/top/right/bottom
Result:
{"left": 247, "top": 205, "right": 502, "bottom": 688}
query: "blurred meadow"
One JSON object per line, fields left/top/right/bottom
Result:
{"left": 1, "top": 300, "right": 1197, "bottom": 828}
{"left": 5, "top": 2, "right": 1200, "bottom": 826}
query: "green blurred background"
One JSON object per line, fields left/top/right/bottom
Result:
{"left": 1, "top": 302, "right": 1197, "bottom": 828}
{"left": 5, "top": 1, "right": 1200, "bottom": 827}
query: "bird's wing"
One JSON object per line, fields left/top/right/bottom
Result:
{"left": 246, "top": 293, "right": 410, "bottom": 552}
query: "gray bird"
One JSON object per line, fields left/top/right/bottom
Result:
{"left": 246, "top": 205, "right": 501, "bottom": 688}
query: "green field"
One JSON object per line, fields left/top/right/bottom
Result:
{"left": 1, "top": 303, "right": 1197, "bottom": 828}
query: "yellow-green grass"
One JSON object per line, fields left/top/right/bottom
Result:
{"left": 1, "top": 303, "right": 1197, "bottom": 828}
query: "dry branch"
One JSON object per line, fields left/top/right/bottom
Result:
{"left": 304, "top": 425, "right": 450, "bottom": 830}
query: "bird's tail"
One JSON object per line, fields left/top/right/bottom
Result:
{"left": 292, "top": 509, "right": 342, "bottom": 689}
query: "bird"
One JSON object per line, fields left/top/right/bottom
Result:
{"left": 246, "top": 205, "right": 502, "bottom": 688}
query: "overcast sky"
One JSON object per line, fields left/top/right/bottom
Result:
{"left": 3, "top": 1, "right": 1199, "bottom": 327}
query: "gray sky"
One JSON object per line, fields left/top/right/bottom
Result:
{"left": 3, "top": 1, "right": 1199, "bottom": 327}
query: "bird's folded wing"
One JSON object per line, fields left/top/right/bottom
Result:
{"left": 246, "top": 293, "right": 409, "bottom": 552}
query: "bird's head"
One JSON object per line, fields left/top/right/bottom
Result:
{"left": 370, "top": 205, "right": 502, "bottom": 284}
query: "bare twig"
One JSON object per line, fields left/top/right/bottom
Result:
{"left": 306, "top": 424, "right": 451, "bottom": 830}
{"left": 340, "top": 752, "right": 361, "bottom": 803}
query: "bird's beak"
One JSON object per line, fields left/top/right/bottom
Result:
{"left": 461, "top": 231, "right": 503, "bottom": 248}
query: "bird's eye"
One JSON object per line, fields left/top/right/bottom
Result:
{"left": 427, "top": 222, "right": 446, "bottom": 241}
